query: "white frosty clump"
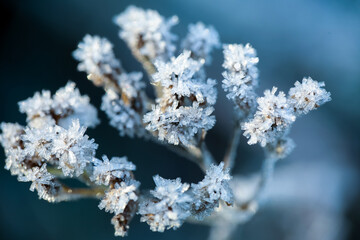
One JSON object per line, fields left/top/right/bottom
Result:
{"left": 181, "top": 22, "right": 220, "bottom": 64}
{"left": 99, "top": 180, "right": 140, "bottom": 215}
{"left": 18, "top": 81, "right": 99, "bottom": 129}
{"left": 72, "top": 34, "right": 121, "bottom": 77}
{"left": 191, "top": 162, "right": 234, "bottom": 220}
{"left": 114, "top": 5, "right": 178, "bottom": 60}
{"left": 243, "top": 78, "right": 330, "bottom": 148}
{"left": 138, "top": 175, "right": 192, "bottom": 232}
{"left": 91, "top": 155, "right": 136, "bottom": 185}
{"left": 288, "top": 77, "right": 331, "bottom": 115}
{"left": 222, "top": 44, "right": 259, "bottom": 118}
{"left": 101, "top": 90, "right": 146, "bottom": 138}
{"left": 144, "top": 51, "right": 217, "bottom": 146}
{"left": 23, "top": 120, "right": 98, "bottom": 177}
{"left": 242, "top": 87, "right": 296, "bottom": 147}
{"left": 118, "top": 72, "right": 145, "bottom": 99}
{"left": 0, "top": 122, "right": 24, "bottom": 150}
{"left": 18, "top": 164, "right": 60, "bottom": 202}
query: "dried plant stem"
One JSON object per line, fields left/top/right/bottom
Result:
{"left": 59, "top": 185, "right": 106, "bottom": 200}
{"left": 223, "top": 126, "right": 242, "bottom": 170}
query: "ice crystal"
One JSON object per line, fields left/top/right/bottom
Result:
{"left": 181, "top": 22, "right": 220, "bottom": 63}
{"left": 114, "top": 5, "right": 178, "bottom": 60}
{"left": 22, "top": 120, "right": 98, "bottom": 177}
{"left": 0, "top": 122, "right": 24, "bottom": 150}
{"left": 72, "top": 34, "right": 121, "bottom": 78}
{"left": 118, "top": 72, "right": 145, "bottom": 99}
{"left": 101, "top": 90, "right": 146, "bottom": 138}
{"left": 288, "top": 77, "right": 331, "bottom": 115}
{"left": 18, "top": 82, "right": 99, "bottom": 129}
{"left": 138, "top": 175, "right": 192, "bottom": 232}
{"left": 222, "top": 44, "right": 259, "bottom": 81}
{"left": 144, "top": 51, "right": 217, "bottom": 146}
{"left": 191, "top": 162, "right": 234, "bottom": 220}
{"left": 99, "top": 180, "right": 140, "bottom": 215}
{"left": 91, "top": 155, "right": 136, "bottom": 186}
{"left": 222, "top": 44, "right": 259, "bottom": 118}
{"left": 18, "top": 164, "right": 60, "bottom": 202}
{"left": 242, "top": 87, "right": 296, "bottom": 147}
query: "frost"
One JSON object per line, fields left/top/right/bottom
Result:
{"left": 18, "top": 164, "right": 60, "bottom": 202}
{"left": 101, "top": 90, "right": 146, "bottom": 138}
{"left": 181, "top": 22, "right": 220, "bottom": 64}
{"left": 18, "top": 82, "right": 99, "bottom": 129}
{"left": 0, "top": 122, "right": 24, "bottom": 150}
{"left": 191, "top": 162, "right": 234, "bottom": 220}
{"left": 114, "top": 5, "right": 178, "bottom": 60}
{"left": 22, "top": 120, "right": 98, "bottom": 177}
{"left": 138, "top": 175, "right": 192, "bottom": 232}
{"left": 91, "top": 155, "right": 136, "bottom": 186}
{"left": 72, "top": 34, "right": 121, "bottom": 77}
{"left": 242, "top": 87, "right": 296, "bottom": 147}
{"left": 288, "top": 77, "right": 331, "bottom": 115}
{"left": 222, "top": 44, "right": 259, "bottom": 118}
{"left": 99, "top": 180, "right": 140, "bottom": 215}
{"left": 118, "top": 72, "right": 145, "bottom": 99}
{"left": 265, "top": 137, "right": 295, "bottom": 159}
{"left": 144, "top": 51, "right": 217, "bottom": 146}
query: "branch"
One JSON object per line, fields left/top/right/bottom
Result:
{"left": 223, "top": 125, "right": 242, "bottom": 170}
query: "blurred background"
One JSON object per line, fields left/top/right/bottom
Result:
{"left": 0, "top": 0, "right": 359, "bottom": 239}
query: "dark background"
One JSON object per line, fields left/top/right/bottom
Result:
{"left": 0, "top": 0, "right": 359, "bottom": 239}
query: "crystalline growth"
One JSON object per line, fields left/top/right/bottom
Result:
{"left": 181, "top": 22, "right": 220, "bottom": 63}
{"left": 288, "top": 77, "right": 331, "bottom": 115}
{"left": 114, "top": 5, "right": 178, "bottom": 60}
{"left": 191, "top": 162, "right": 234, "bottom": 220}
{"left": 144, "top": 51, "right": 217, "bottom": 146}
{"left": 242, "top": 87, "right": 296, "bottom": 147}
{"left": 138, "top": 175, "right": 192, "bottom": 232}
{"left": 18, "top": 82, "right": 99, "bottom": 129}
{"left": 91, "top": 155, "right": 136, "bottom": 186}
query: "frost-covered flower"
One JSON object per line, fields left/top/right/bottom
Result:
{"left": 181, "top": 22, "right": 220, "bottom": 64}
{"left": 144, "top": 51, "right": 217, "bottom": 146}
{"left": 99, "top": 180, "right": 140, "bottom": 215}
{"left": 138, "top": 175, "right": 192, "bottom": 232}
{"left": 18, "top": 164, "right": 60, "bottom": 202}
{"left": 222, "top": 44, "right": 259, "bottom": 118}
{"left": 223, "top": 44, "right": 259, "bottom": 81}
{"left": 114, "top": 5, "right": 178, "bottom": 60}
{"left": 73, "top": 34, "right": 121, "bottom": 77}
{"left": 242, "top": 87, "right": 296, "bottom": 147}
{"left": 91, "top": 155, "right": 136, "bottom": 186}
{"left": 22, "top": 120, "right": 98, "bottom": 177}
{"left": 0, "top": 122, "right": 24, "bottom": 150}
{"left": 191, "top": 162, "right": 234, "bottom": 220}
{"left": 288, "top": 77, "right": 331, "bottom": 115}
{"left": 18, "top": 82, "right": 99, "bottom": 129}
{"left": 101, "top": 90, "right": 146, "bottom": 138}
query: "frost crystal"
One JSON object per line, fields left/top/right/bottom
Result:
{"left": 144, "top": 51, "right": 217, "bottom": 146}
{"left": 138, "top": 175, "right": 192, "bottom": 232}
{"left": 265, "top": 137, "right": 295, "bottom": 159}
{"left": 288, "top": 77, "right": 331, "bottom": 115}
{"left": 99, "top": 180, "right": 140, "bottom": 215}
{"left": 242, "top": 87, "right": 296, "bottom": 147}
{"left": 0, "top": 122, "right": 24, "bottom": 150}
{"left": 118, "top": 72, "right": 145, "bottom": 99}
{"left": 18, "top": 82, "right": 99, "bottom": 129}
{"left": 22, "top": 120, "right": 98, "bottom": 177}
{"left": 222, "top": 44, "right": 259, "bottom": 118}
{"left": 72, "top": 34, "right": 121, "bottom": 78}
{"left": 191, "top": 162, "right": 234, "bottom": 220}
{"left": 114, "top": 5, "right": 178, "bottom": 60}
{"left": 101, "top": 90, "right": 146, "bottom": 138}
{"left": 91, "top": 155, "right": 136, "bottom": 186}
{"left": 181, "top": 22, "right": 220, "bottom": 63}
{"left": 18, "top": 164, "right": 60, "bottom": 202}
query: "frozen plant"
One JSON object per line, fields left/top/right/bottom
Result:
{"left": 0, "top": 5, "right": 331, "bottom": 240}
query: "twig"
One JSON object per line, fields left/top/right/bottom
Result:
{"left": 223, "top": 126, "right": 242, "bottom": 170}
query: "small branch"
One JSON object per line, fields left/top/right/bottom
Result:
{"left": 57, "top": 185, "right": 106, "bottom": 201}
{"left": 223, "top": 126, "right": 242, "bottom": 170}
